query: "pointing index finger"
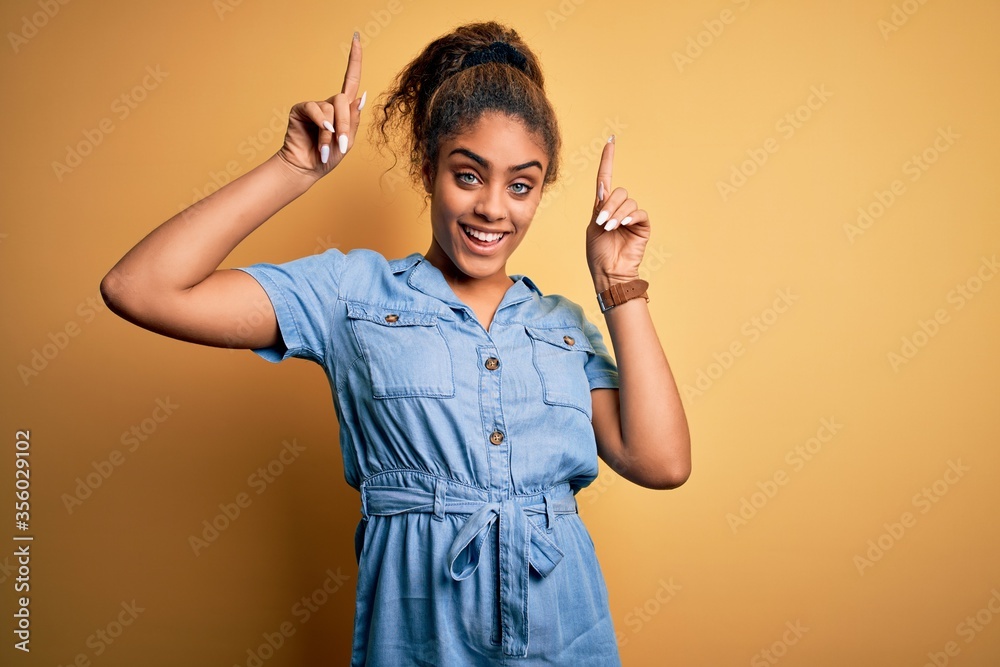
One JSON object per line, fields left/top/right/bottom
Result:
{"left": 596, "top": 135, "right": 615, "bottom": 204}
{"left": 341, "top": 31, "right": 362, "bottom": 98}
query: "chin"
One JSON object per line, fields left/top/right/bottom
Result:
{"left": 453, "top": 252, "right": 505, "bottom": 280}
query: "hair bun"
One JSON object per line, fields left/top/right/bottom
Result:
{"left": 460, "top": 41, "right": 528, "bottom": 73}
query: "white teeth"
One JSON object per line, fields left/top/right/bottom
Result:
{"left": 463, "top": 225, "right": 504, "bottom": 243}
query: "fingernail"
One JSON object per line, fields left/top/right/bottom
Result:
{"left": 323, "top": 120, "right": 334, "bottom": 132}
{"left": 608, "top": 134, "right": 616, "bottom": 143}
{"left": 320, "top": 144, "right": 330, "bottom": 164}
{"left": 595, "top": 210, "right": 610, "bottom": 226}
{"left": 598, "top": 181, "right": 604, "bottom": 202}
{"left": 605, "top": 218, "right": 620, "bottom": 231}
{"left": 359, "top": 90, "right": 367, "bottom": 111}
{"left": 339, "top": 134, "right": 348, "bottom": 155}
{"left": 621, "top": 216, "right": 633, "bottom": 226}
{"left": 353, "top": 31, "right": 360, "bottom": 41}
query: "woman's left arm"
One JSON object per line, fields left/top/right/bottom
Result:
{"left": 585, "top": 136, "right": 691, "bottom": 490}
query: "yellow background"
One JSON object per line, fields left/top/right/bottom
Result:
{"left": 2, "top": 0, "right": 999, "bottom": 665}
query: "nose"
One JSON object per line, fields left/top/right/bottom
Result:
{"left": 474, "top": 183, "right": 507, "bottom": 222}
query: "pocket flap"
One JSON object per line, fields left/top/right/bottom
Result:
{"left": 345, "top": 301, "right": 439, "bottom": 327}
{"left": 524, "top": 326, "right": 595, "bottom": 353}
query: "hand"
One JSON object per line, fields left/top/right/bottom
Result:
{"left": 276, "top": 32, "right": 365, "bottom": 179}
{"left": 586, "top": 136, "right": 651, "bottom": 293}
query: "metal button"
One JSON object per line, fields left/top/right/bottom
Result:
{"left": 489, "top": 430, "right": 505, "bottom": 446}
{"left": 384, "top": 314, "right": 399, "bottom": 323}
{"left": 563, "top": 335, "right": 575, "bottom": 346}
{"left": 484, "top": 357, "right": 500, "bottom": 371}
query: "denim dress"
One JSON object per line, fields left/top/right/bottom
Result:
{"left": 236, "top": 249, "right": 623, "bottom": 665}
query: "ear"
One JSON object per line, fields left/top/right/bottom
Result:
{"left": 420, "top": 160, "right": 433, "bottom": 193}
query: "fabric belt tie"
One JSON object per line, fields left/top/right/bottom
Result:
{"left": 360, "top": 472, "right": 579, "bottom": 657}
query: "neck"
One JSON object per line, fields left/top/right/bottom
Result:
{"left": 423, "top": 242, "right": 514, "bottom": 298}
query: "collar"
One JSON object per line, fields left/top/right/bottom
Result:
{"left": 393, "top": 253, "right": 542, "bottom": 313}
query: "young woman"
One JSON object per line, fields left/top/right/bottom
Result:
{"left": 101, "top": 21, "right": 690, "bottom": 665}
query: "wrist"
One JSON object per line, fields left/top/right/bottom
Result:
{"left": 270, "top": 152, "right": 323, "bottom": 194}
{"left": 591, "top": 271, "right": 640, "bottom": 294}
{"left": 595, "top": 277, "right": 649, "bottom": 313}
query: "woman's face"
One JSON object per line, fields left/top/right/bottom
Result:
{"left": 422, "top": 111, "right": 549, "bottom": 287}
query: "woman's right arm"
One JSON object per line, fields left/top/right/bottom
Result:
{"left": 100, "top": 32, "right": 364, "bottom": 351}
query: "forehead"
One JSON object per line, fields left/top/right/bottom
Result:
{"left": 440, "top": 112, "right": 547, "bottom": 166}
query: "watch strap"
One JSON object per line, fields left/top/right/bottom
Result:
{"left": 596, "top": 279, "right": 649, "bottom": 312}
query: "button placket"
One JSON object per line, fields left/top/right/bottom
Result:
{"left": 479, "top": 345, "right": 510, "bottom": 499}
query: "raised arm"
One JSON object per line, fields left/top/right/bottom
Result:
{"left": 100, "top": 33, "right": 365, "bottom": 351}
{"left": 586, "top": 136, "right": 691, "bottom": 490}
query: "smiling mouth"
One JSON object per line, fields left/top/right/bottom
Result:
{"left": 461, "top": 224, "right": 506, "bottom": 245}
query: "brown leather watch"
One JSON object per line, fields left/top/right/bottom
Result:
{"left": 596, "top": 279, "right": 649, "bottom": 312}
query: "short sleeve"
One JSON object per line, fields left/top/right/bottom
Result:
{"left": 233, "top": 248, "right": 345, "bottom": 364}
{"left": 582, "top": 318, "right": 619, "bottom": 390}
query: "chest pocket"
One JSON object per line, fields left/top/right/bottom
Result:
{"left": 346, "top": 301, "right": 455, "bottom": 399}
{"left": 525, "top": 325, "right": 595, "bottom": 418}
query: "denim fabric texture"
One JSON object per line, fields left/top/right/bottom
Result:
{"left": 236, "top": 249, "right": 623, "bottom": 665}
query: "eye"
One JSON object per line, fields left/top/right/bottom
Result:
{"left": 456, "top": 171, "right": 479, "bottom": 185}
{"left": 509, "top": 182, "right": 533, "bottom": 195}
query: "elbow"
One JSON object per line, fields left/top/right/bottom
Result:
{"left": 641, "top": 433, "right": 692, "bottom": 490}
{"left": 100, "top": 269, "right": 126, "bottom": 316}
{"left": 617, "top": 453, "right": 691, "bottom": 490}
{"left": 642, "top": 429, "right": 692, "bottom": 490}
{"left": 647, "top": 463, "right": 691, "bottom": 491}
{"left": 100, "top": 267, "right": 142, "bottom": 321}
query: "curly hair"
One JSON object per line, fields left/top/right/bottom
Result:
{"left": 368, "top": 21, "right": 561, "bottom": 201}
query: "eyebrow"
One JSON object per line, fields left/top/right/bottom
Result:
{"left": 448, "top": 148, "right": 543, "bottom": 174}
